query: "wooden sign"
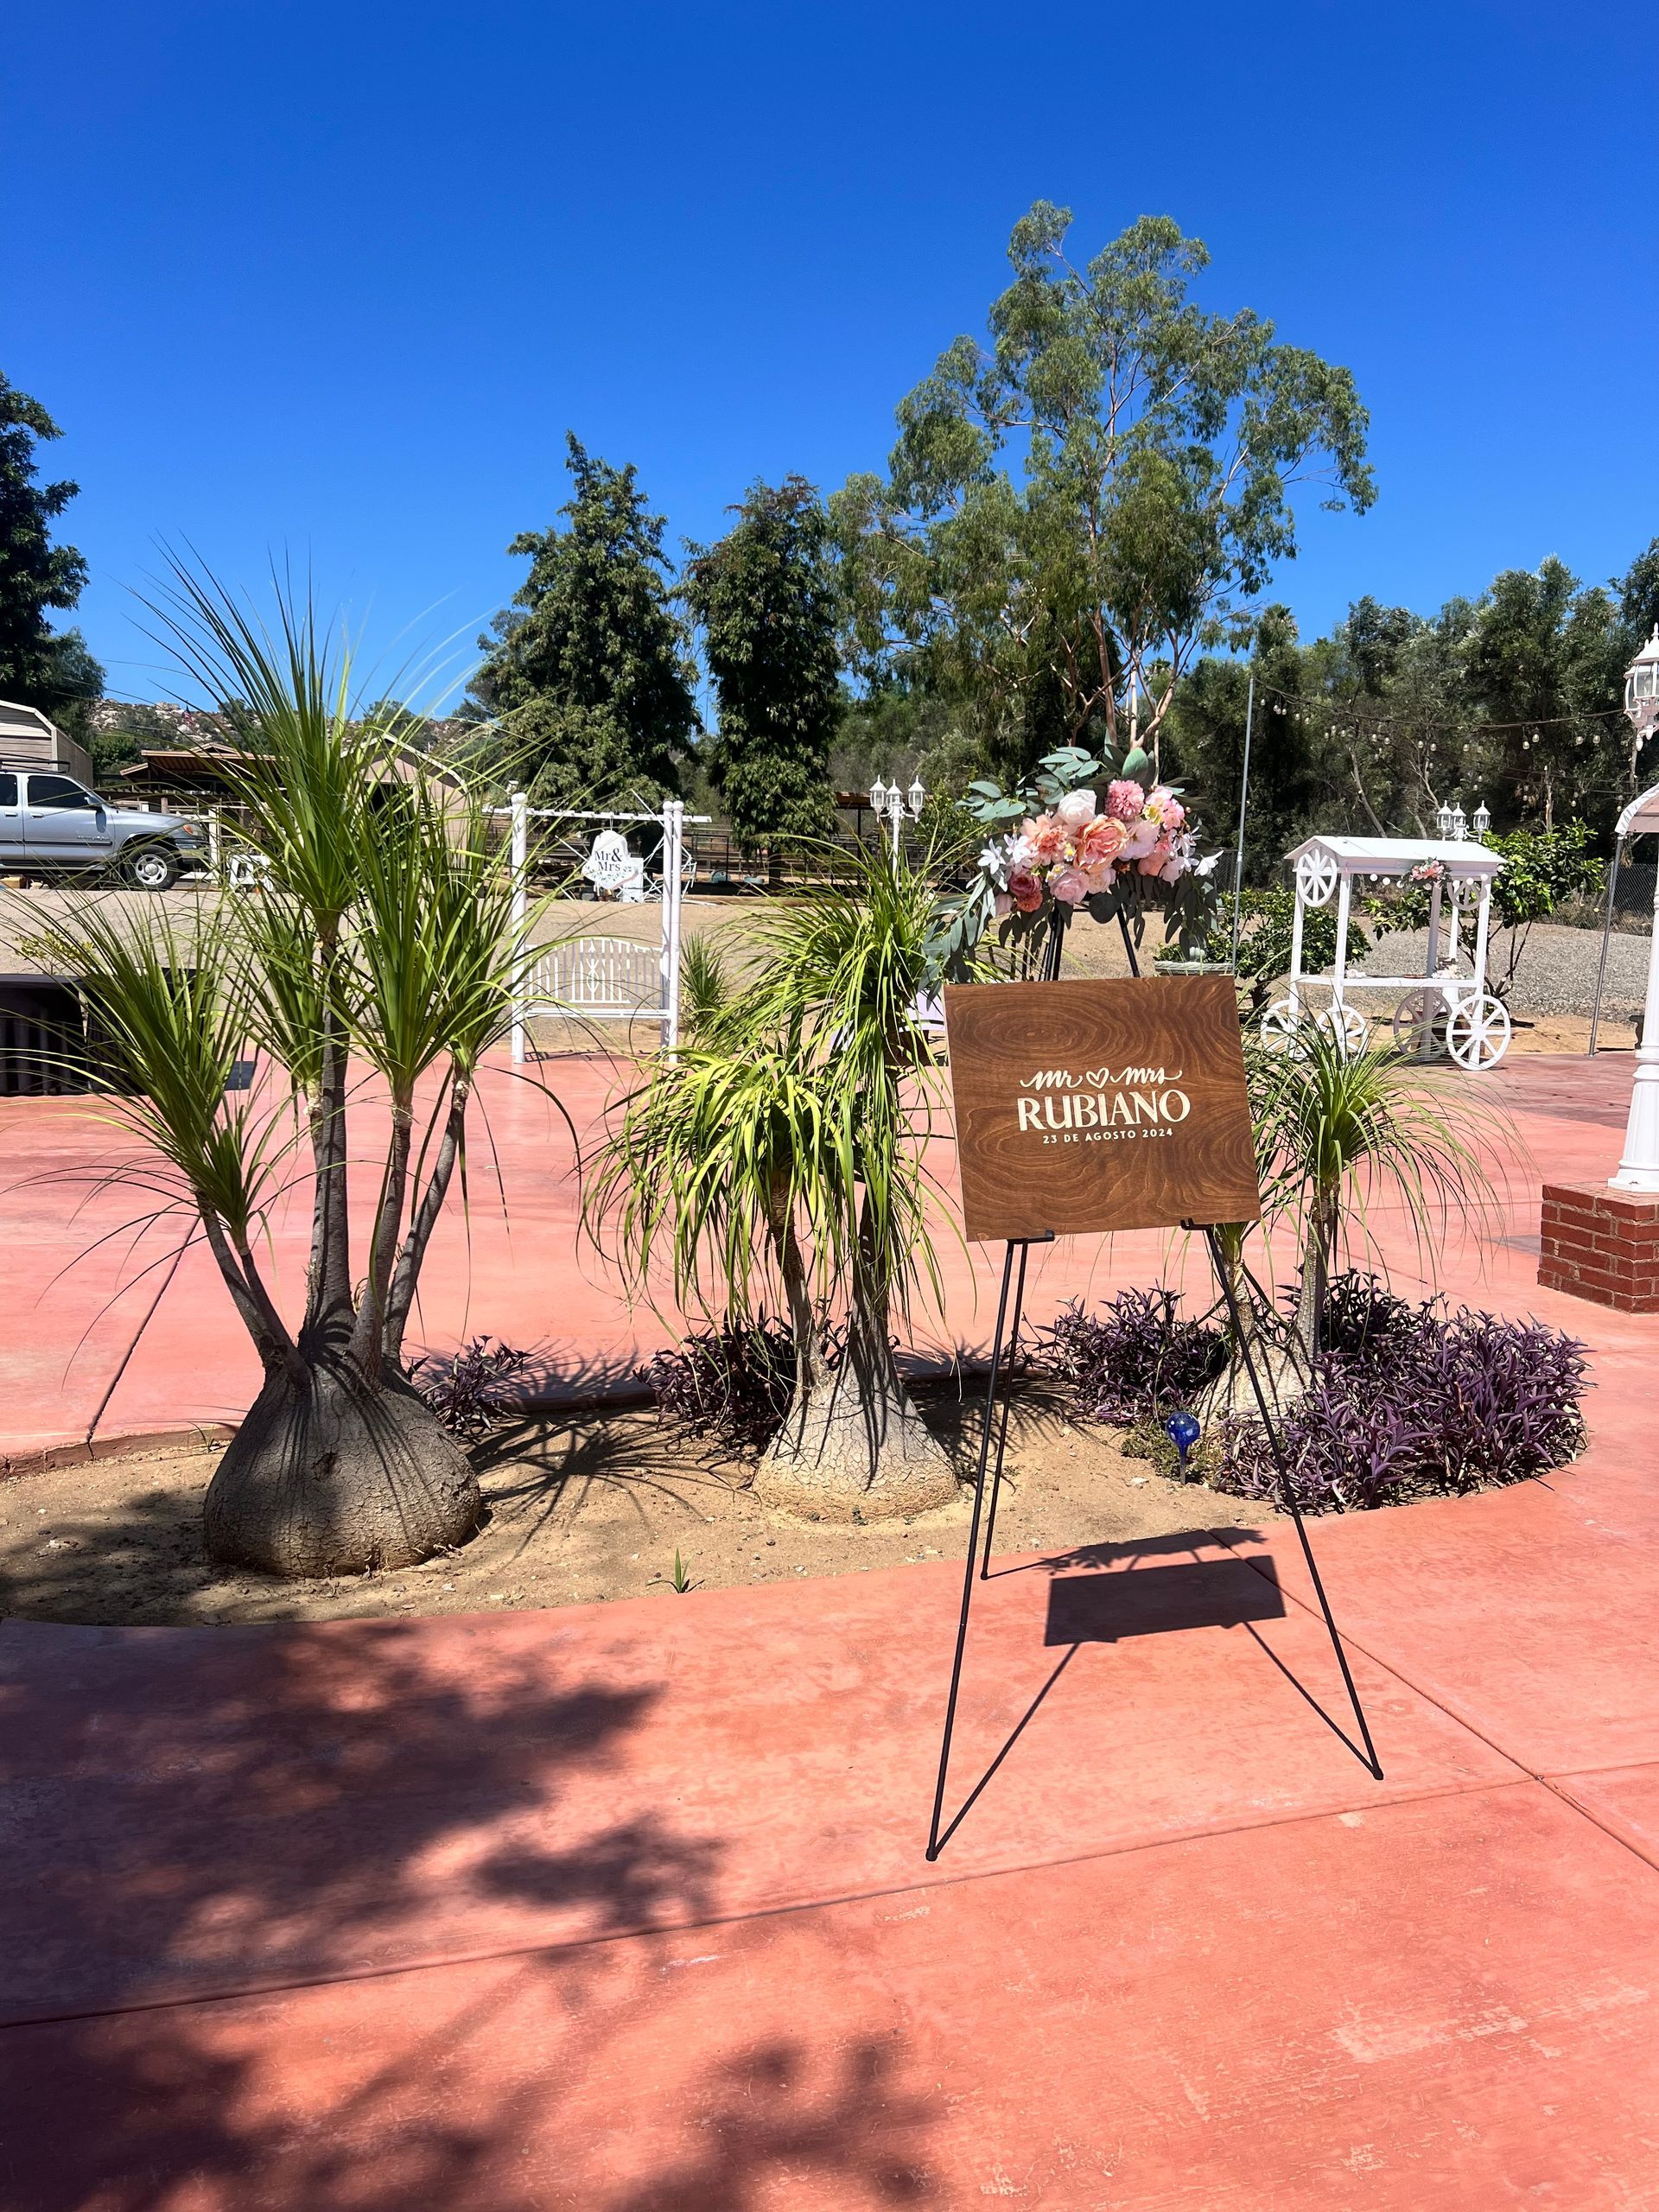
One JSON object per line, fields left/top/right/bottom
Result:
{"left": 942, "top": 976, "right": 1262, "bottom": 1243}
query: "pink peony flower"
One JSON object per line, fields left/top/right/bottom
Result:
{"left": 1157, "top": 851, "right": 1186, "bottom": 882}
{"left": 1080, "top": 859, "right": 1119, "bottom": 895}
{"left": 1147, "top": 788, "right": 1185, "bottom": 831}
{"left": 1007, "top": 867, "right": 1045, "bottom": 914}
{"left": 1081, "top": 816, "right": 1128, "bottom": 865}
{"left": 1055, "top": 789, "right": 1097, "bottom": 830}
{"left": 1106, "top": 779, "right": 1146, "bottom": 823}
{"left": 1050, "top": 867, "right": 1090, "bottom": 906}
{"left": 1122, "top": 817, "right": 1160, "bottom": 859}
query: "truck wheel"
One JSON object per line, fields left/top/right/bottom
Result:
{"left": 128, "top": 846, "right": 181, "bottom": 892}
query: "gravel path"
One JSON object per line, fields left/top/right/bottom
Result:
{"left": 1357, "top": 922, "right": 1650, "bottom": 1020}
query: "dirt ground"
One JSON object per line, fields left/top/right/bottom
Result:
{"left": 0, "top": 1382, "right": 1268, "bottom": 1627}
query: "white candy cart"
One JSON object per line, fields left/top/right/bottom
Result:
{"left": 1264, "top": 834, "right": 1511, "bottom": 1069}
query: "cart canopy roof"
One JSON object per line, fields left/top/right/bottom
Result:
{"left": 1615, "top": 784, "right": 1659, "bottom": 840}
{"left": 1287, "top": 835, "right": 1504, "bottom": 878}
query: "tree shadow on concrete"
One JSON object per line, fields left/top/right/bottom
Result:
{"left": 0, "top": 1614, "right": 945, "bottom": 2209}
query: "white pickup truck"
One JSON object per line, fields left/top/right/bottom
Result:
{"left": 0, "top": 770, "right": 206, "bottom": 889}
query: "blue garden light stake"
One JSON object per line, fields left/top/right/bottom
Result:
{"left": 1165, "top": 1411, "right": 1201, "bottom": 1470}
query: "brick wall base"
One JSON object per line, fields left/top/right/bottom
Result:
{"left": 1539, "top": 1179, "right": 1659, "bottom": 1313}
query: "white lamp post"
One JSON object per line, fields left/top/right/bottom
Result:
{"left": 869, "top": 772, "right": 925, "bottom": 860}
{"left": 1611, "top": 628, "right": 1659, "bottom": 1191}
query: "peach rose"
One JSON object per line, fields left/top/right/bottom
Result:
{"left": 1025, "top": 813, "right": 1068, "bottom": 862}
{"left": 1081, "top": 859, "right": 1119, "bottom": 895}
{"left": 1050, "top": 867, "right": 1090, "bottom": 906}
{"left": 1081, "top": 816, "right": 1128, "bottom": 866}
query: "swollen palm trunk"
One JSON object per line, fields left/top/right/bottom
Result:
{"left": 753, "top": 1304, "right": 957, "bottom": 1522}
{"left": 204, "top": 1347, "right": 480, "bottom": 1577}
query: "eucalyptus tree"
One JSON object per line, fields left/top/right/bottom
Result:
{"left": 832, "top": 206, "right": 1374, "bottom": 781}
{"left": 32, "top": 571, "right": 541, "bottom": 1578}
{"left": 683, "top": 476, "right": 839, "bottom": 849}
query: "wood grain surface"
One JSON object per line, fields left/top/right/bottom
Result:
{"left": 942, "top": 977, "right": 1262, "bottom": 1244}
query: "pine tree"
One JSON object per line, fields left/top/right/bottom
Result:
{"left": 0, "top": 372, "right": 104, "bottom": 721}
{"left": 684, "top": 477, "right": 839, "bottom": 849}
{"left": 471, "top": 435, "right": 696, "bottom": 804}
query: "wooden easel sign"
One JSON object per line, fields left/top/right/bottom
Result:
{"left": 942, "top": 976, "right": 1262, "bottom": 1243}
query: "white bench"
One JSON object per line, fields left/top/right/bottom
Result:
{"left": 524, "top": 937, "right": 665, "bottom": 1027}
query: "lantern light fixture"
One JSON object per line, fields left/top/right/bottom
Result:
{"left": 1436, "top": 803, "right": 1455, "bottom": 838}
{"left": 1472, "top": 800, "right": 1491, "bottom": 838}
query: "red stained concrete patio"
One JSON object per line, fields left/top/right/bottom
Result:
{"left": 3, "top": 1052, "right": 1659, "bottom": 2204}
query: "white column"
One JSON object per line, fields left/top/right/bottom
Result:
{"left": 1611, "top": 857, "right": 1659, "bottom": 1190}
{"left": 660, "top": 798, "right": 683, "bottom": 1052}
{"left": 1425, "top": 879, "right": 1443, "bottom": 977}
{"left": 509, "top": 790, "right": 528, "bottom": 1066}
{"left": 207, "top": 808, "right": 220, "bottom": 877}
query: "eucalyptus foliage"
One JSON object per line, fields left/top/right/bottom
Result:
{"left": 833, "top": 206, "right": 1373, "bottom": 780}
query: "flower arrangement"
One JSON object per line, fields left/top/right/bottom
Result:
{"left": 1409, "top": 859, "right": 1447, "bottom": 887}
{"left": 982, "top": 779, "right": 1198, "bottom": 918}
{"left": 928, "top": 742, "right": 1224, "bottom": 979}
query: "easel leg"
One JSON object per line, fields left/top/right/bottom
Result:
{"left": 979, "top": 1238, "right": 1043, "bottom": 1576}
{"left": 1203, "top": 1226, "right": 1383, "bottom": 1780}
{"left": 1116, "top": 905, "right": 1141, "bottom": 978}
{"left": 926, "top": 1241, "right": 1020, "bottom": 1861}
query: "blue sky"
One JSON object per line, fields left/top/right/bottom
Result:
{"left": 4, "top": 1, "right": 1656, "bottom": 709}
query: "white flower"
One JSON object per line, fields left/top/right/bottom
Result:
{"left": 978, "top": 842, "right": 1008, "bottom": 887}
{"left": 1055, "top": 789, "right": 1097, "bottom": 830}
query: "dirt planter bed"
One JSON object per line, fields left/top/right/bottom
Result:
{"left": 0, "top": 1380, "right": 1276, "bottom": 1629}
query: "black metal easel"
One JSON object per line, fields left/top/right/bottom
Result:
{"left": 925, "top": 899, "right": 1381, "bottom": 1863}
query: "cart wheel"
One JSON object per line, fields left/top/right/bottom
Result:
{"left": 1391, "top": 987, "right": 1447, "bottom": 1059}
{"left": 1320, "top": 1001, "right": 1370, "bottom": 1057}
{"left": 1294, "top": 850, "right": 1338, "bottom": 908}
{"left": 1259, "top": 997, "right": 1304, "bottom": 1053}
{"left": 1445, "top": 992, "right": 1512, "bottom": 1070}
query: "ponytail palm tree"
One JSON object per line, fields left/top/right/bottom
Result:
{"left": 591, "top": 847, "right": 963, "bottom": 1520}
{"left": 1259, "top": 1022, "right": 1503, "bottom": 1363}
{"left": 31, "top": 571, "right": 540, "bottom": 1576}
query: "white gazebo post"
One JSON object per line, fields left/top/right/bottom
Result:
{"left": 508, "top": 788, "right": 529, "bottom": 1066}
{"left": 1611, "top": 633, "right": 1659, "bottom": 1188}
